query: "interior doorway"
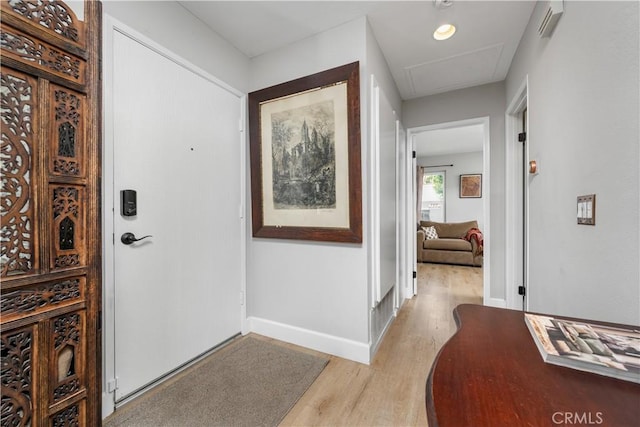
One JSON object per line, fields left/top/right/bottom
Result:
{"left": 405, "top": 117, "right": 490, "bottom": 303}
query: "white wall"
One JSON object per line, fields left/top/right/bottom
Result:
{"left": 366, "top": 21, "right": 402, "bottom": 115}
{"left": 403, "top": 82, "right": 506, "bottom": 300}
{"left": 102, "top": 1, "right": 250, "bottom": 93}
{"left": 247, "top": 18, "right": 371, "bottom": 361}
{"left": 506, "top": 1, "right": 639, "bottom": 324}
{"left": 247, "top": 16, "right": 402, "bottom": 363}
{"left": 418, "top": 152, "right": 484, "bottom": 230}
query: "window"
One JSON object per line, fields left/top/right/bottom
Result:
{"left": 422, "top": 171, "right": 445, "bottom": 222}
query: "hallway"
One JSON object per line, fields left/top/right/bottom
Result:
{"left": 280, "top": 263, "right": 483, "bottom": 426}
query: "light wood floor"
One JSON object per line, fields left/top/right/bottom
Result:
{"left": 106, "top": 263, "right": 481, "bottom": 426}
{"left": 276, "top": 262, "right": 483, "bottom": 426}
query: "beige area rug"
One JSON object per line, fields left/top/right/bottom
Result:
{"left": 103, "top": 337, "right": 328, "bottom": 427}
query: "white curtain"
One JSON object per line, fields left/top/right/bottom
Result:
{"left": 416, "top": 166, "right": 424, "bottom": 225}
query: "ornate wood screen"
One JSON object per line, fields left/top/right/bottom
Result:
{"left": 0, "top": 0, "right": 101, "bottom": 425}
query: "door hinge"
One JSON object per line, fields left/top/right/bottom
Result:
{"left": 112, "top": 233, "right": 115, "bottom": 245}
{"left": 413, "top": 271, "right": 417, "bottom": 279}
{"left": 518, "top": 132, "right": 526, "bottom": 142}
{"left": 412, "top": 150, "right": 416, "bottom": 158}
{"left": 107, "top": 378, "right": 119, "bottom": 393}
{"left": 239, "top": 118, "right": 244, "bottom": 132}
{"left": 240, "top": 291, "right": 245, "bottom": 306}
{"left": 518, "top": 286, "right": 526, "bottom": 296}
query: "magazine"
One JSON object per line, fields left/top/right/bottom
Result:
{"left": 524, "top": 313, "right": 640, "bottom": 384}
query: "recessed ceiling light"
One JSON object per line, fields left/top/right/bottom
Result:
{"left": 434, "top": 24, "right": 456, "bottom": 41}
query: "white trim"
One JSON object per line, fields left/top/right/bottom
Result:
{"left": 102, "top": 15, "right": 246, "bottom": 419}
{"left": 481, "top": 117, "right": 492, "bottom": 306}
{"left": 108, "top": 23, "right": 243, "bottom": 99}
{"left": 247, "top": 317, "right": 371, "bottom": 365}
{"left": 395, "top": 119, "right": 408, "bottom": 306}
{"left": 101, "top": 15, "right": 116, "bottom": 420}
{"left": 408, "top": 117, "right": 488, "bottom": 134}
{"left": 394, "top": 119, "right": 401, "bottom": 309}
{"left": 239, "top": 95, "right": 249, "bottom": 336}
{"left": 406, "top": 117, "right": 491, "bottom": 304}
{"left": 505, "top": 76, "right": 529, "bottom": 311}
{"left": 370, "top": 309, "right": 395, "bottom": 360}
{"left": 484, "top": 297, "right": 507, "bottom": 308}
{"left": 410, "top": 136, "right": 417, "bottom": 296}
{"left": 370, "top": 75, "right": 381, "bottom": 307}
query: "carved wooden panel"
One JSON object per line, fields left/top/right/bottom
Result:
{"left": 1, "top": 0, "right": 86, "bottom": 48}
{"left": 1, "top": 277, "right": 85, "bottom": 323}
{"left": 1, "top": 1, "right": 100, "bottom": 425}
{"left": 0, "top": 26, "right": 86, "bottom": 84}
{"left": 0, "top": 66, "right": 39, "bottom": 278}
{"left": 50, "top": 311, "right": 85, "bottom": 404}
{"left": 51, "top": 185, "right": 85, "bottom": 270}
{"left": 50, "top": 400, "right": 84, "bottom": 427}
{"left": 50, "top": 84, "right": 85, "bottom": 177}
{"left": 1, "top": 326, "right": 37, "bottom": 427}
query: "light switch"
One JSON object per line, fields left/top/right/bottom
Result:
{"left": 577, "top": 194, "right": 595, "bottom": 225}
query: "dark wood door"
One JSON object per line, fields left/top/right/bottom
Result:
{"left": 0, "top": 1, "right": 101, "bottom": 425}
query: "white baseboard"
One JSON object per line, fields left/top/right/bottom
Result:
{"left": 484, "top": 297, "right": 507, "bottom": 308}
{"left": 247, "top": 317, "right": 371, "bottom": 365}
{"left": 370, "top": 311, "right": 395, "bottom": 360}
{"left": 102, "top": 392, "right": 114, "bottom": 419}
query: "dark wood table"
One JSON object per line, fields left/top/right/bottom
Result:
{"left": 426, "top": 304, "right": 640, "bottom": 426}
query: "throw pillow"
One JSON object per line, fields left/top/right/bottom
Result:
{"left": 423, "top": 226, "right": 438, "bottom": 240}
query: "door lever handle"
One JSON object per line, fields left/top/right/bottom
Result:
{"left": 121, "top": 232, "right": 152, "bottom": 245}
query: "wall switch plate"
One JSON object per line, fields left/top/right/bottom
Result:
{"left": 577, "top": 194, "right": 595, "bottom": 225}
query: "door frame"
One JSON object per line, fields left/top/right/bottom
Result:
{"left": 405, "top": 117, "right": 491, "bottom": 304}
{"left": 395, "top": 119, "right": 408, "bottom": 308}
{"left": 505, "top": 76, "right": 530, "bottom": 310}
{"left": 101, "top": 15, "right": 247, "bottom": 418}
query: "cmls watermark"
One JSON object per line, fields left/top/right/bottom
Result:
{"left": 552, "top": 412, "right": 604, "bottom": 425}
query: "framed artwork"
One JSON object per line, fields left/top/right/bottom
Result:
{"left": 248, "top": 62, "right": 362, "bottom": 243}
{"left": 459, "top": 174, "right": 482, "bottom": 198}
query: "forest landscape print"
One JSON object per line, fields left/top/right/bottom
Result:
{"left": 249, "top": 61, "right": 361, "bottom": 242}
{"left": 270, "top": 101, "right": 336, "bottom": 210}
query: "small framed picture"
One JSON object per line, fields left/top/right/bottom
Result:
{"left": 459, "top": 174, "right": 482, "bottom": 198}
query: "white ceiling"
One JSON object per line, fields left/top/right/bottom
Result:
{"left": 179, "top": 0, "right": 536, "bottom": 100}
{"left": 415, "top": 124, "right": 484, "bottom": 158}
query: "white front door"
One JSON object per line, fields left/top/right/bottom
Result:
{"left": 111, "top": 30, "right": 242, "bottom": 402}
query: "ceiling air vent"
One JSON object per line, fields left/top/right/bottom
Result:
{"left": 538, "top": 0, "right": 564, "bottom": 37}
